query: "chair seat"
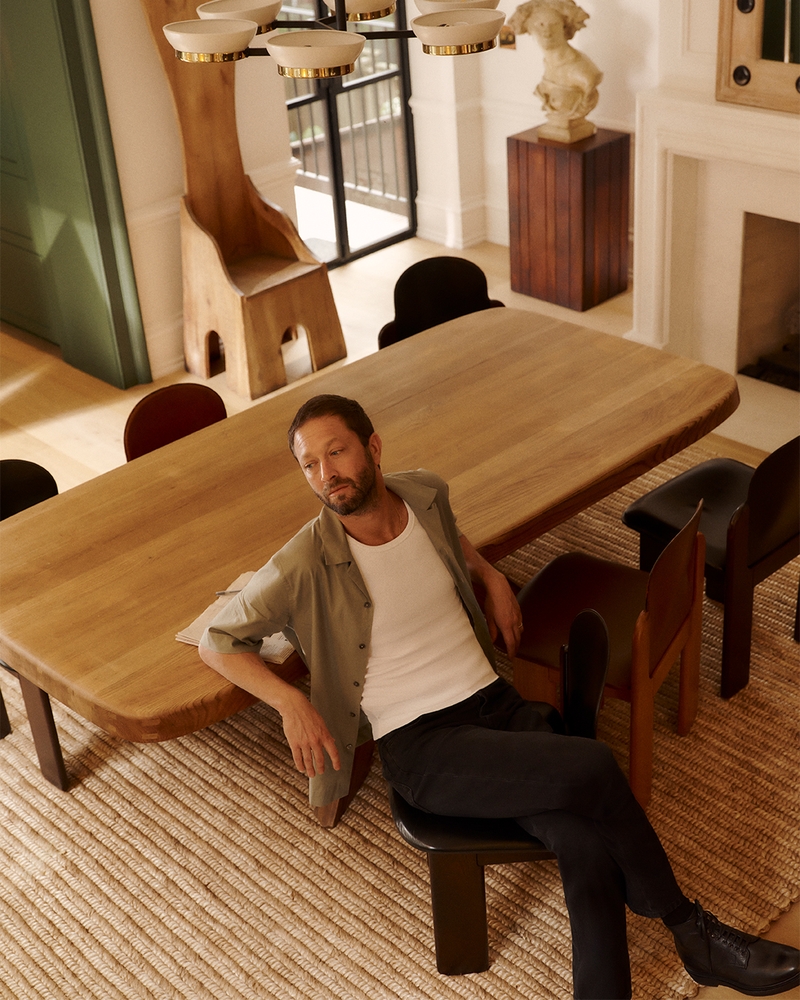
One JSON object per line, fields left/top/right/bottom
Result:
{"left": 623, "top": 458, "right": 754, "bottom": 571}
{"left": 228, "top": 256, "right": 323, "bottom": 297}
{"left": 390, "top": 789, "right": 552, "bottom": 856}
{"left": 517, "top": 553, "right": 648, "bottom": 689}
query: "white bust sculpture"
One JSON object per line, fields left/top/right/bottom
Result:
{"left": 509, "top": 0, "right": 602, "bottom": 143}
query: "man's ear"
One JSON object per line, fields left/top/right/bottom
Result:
{"left": 368, "top": 431, "right": 383, "bottom": 466}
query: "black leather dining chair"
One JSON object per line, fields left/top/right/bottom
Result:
{"left": 0, "top": 459, "right": 65, "bottom": 783}
{"left": 0, "top": 458, "right": 57, "bottom": 520}
{"left": 387, "top": 610, "right": 608, "bottom": 975}
{"left": 377, "top": 256, "right": 504, "bottom": 350}
{"left": 622, "top": 436, "right": 799, "bottom": 698}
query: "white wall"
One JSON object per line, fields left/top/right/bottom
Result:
{"left": 410, "top": 0, "right": 660, "bottom": 247}
{"left": 89, "top": 0, "right": 296, "bottom": 379}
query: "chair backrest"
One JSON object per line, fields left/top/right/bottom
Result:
{"left": 746, "top": 435, "right": 799, "bottom": 567}
{"left": 0, "top": 460, "right": 58, "bottom": 520}
{"left": 562, "top": 609, "right": 609, "bottom": 739}
{"left": 644, "top": 501, "right": 704, "bottom": 675}
{"left": 379, "top": 257, "right": 503, "bottom": 348}
{"left": 124, "top": 384, "right": 227, "bottom": 461}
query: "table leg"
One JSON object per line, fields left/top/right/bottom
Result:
{"left": 16, "top": 674, "right": 70, "bottom": 790}
{"left": 0, "top": 687, "right": 10, "bottom": 738}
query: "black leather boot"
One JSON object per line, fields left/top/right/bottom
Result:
{"left": 670, "top": 900, "right": 800, "bottom": 996}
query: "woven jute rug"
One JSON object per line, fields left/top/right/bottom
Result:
{"left": 2, "top": 442, "right": 798, "bottom": 1000}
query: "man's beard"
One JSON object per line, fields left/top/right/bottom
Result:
{"left": 316, "top": 458, "right": 378, "bottom": 516}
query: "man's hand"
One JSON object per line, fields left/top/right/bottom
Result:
{"left": 198, "top": 645, "right": 340, "bottom": 777}
{"left": 481, "top": 569, "right": 524, "bottom": 658}
{"left": 279, "top": 686, "right": 341, "bottom": 777}
{"left": 459, "top": 534, "right": 524, "bottom": 658}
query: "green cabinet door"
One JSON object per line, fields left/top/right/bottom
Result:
{"left": 0, "top": 0, "right": 151, "bottom": 387}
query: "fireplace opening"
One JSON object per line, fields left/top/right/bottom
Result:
{"left": 737, "top": 212, "right": 800, "bottom": 392}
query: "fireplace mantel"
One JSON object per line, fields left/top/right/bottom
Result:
{"left": 631, "top": 86, "right": 800, "bottom": 374}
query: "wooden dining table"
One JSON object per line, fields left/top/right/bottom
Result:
{"left": 0, "top": 308, "right": 739, "bottom": 818}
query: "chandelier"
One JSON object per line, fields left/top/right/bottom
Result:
{"left": 162, "top": 0, "right": 505, "bottom": 78}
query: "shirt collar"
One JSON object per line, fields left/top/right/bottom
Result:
{"left": 316, "top": 471, "right": 439, "bottom": 566}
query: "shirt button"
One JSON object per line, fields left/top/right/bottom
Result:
{"left": 350, "top": 711, "right": 356, "bottom": 717}
{"left": 364, "top": 601, "right": 371, "bottom": 608}
{"left": 359, "top": 643, "right": 366, "bottom": 649}
{"left": 353, "top": 681, "right": 360, "bottom": 687}
{"left": 345, "top": 744, "right": 353, "bottom": 750}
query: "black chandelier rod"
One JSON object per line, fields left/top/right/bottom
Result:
{"left": 242, "top": 0, "right": 415, "bottom": 55}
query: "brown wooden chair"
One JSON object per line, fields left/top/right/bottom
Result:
{"left": 377, "top": 257, "right": 504, "bottom": 349}
{"left": 123, "top": 384, "right": 227, "bottom": 461}
{"left": 0, "top": 460, "right": 68, "bottom": 787}
{"left": 622, "top": 436, "right": 800, "bottom": 698}
{"left": 388, "top": 611, "right": 609, "bottom": 974}
{"left": 513, "top": 503, "right": 705, "bottom": 808}
{"left": 140, "top": 0, "right": 346, "bottom": 400}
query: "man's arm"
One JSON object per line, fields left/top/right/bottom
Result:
{"left": 198, "top": 644, "right": 340, "bottom": 778}
{"left": 458, "top": 534, "right": 524, "bottom": 658}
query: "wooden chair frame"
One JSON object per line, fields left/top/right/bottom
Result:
{"left": 139, "top": 0, "right": 346, "bottom": 400}
{"left": 514, "top": 506, "right": 705, "bottom": 807}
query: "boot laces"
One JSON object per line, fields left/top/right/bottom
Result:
{"left": 701, "top": 909, "right": 750, "bottom": 964}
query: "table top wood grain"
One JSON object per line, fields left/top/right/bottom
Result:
{"left": 0, "top": 309, "right": 739, "bottom": 742}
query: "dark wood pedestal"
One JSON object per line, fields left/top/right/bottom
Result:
{"left": 508, "top": 127, "right": 630, "bottom": 311}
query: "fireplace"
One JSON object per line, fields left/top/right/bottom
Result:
{"left": 738, "top": 213, "right": 799, "bottom": 391}
{"left": 631, "top": 89, "right": 800, "bottom": 381}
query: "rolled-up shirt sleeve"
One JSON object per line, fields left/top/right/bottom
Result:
{"left": 201, "top": 557, "right": 292, "bottom": 656}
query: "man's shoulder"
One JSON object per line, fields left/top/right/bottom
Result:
{"left": 385, "top": 468, "right": 449, "bottom": 497}
{"left": 273, "top": 507, "right": 351, "bottom": 570}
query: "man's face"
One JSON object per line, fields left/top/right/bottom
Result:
{"left": 293, "top": 415, "right": 381, "bottom": 517}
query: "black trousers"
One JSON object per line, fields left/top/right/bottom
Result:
{"left": 377, "top": 678, "right": 685, "bottom": 1000}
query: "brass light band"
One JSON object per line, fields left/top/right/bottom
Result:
{"left": 348, "top": 5, "right": 395, "bottom": 20}
{"left": 175, "top": 49, "right": 246, "bottom": 61}
{"left": 421, "top": 37, "right": 496, "bottom": 55}
{"left": 277, "top": 62, "right": 355, "bottom": 77}
{"left": 255, "top": 22, "right": 276, "bottom": 33}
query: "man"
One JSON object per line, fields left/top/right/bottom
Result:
{"left": 200, "top": 394, "right": 799, "bottom": 1000}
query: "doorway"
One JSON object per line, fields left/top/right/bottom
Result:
{"left": 0, "top": 0, "right": 150, "bottom": 388}
{"left": 282, "top": 0, "right": 417, "bottom": 266}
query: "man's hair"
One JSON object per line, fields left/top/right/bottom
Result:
{"left": 287, "top": 394, "right": 375, "bottom": 456}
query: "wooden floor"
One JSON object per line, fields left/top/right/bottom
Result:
{"left": 1, "top": 236, "right": 797, "bottom": 994}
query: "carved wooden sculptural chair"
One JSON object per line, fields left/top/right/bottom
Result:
{"left": 0, "top": 460, "right": 68, "bottom": 787}
{"left": 513, "top": 503, "right": 705, "bottom": 808}
{"left": 124, "top": 383, "right": 227, "bottom": 460}
{"left": 140, "top": 0, "right": 346, "bottom": 400}
{"left": 388, "top": 610, "right": 608, "bottom": 975}
{"left": 622, "top": 436, "right": 800, "bottom": 698}
{"left": 377, "top": 257, "right": 504, "bottom": 349}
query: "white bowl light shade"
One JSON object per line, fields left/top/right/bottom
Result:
{"left": 410, "top": 8, "right": 504, "bottom": 53}
{"left": 321, "top": 0, "right": 396, "bottom": 22}
{"left": 264, "top": 29, "right": 366, "bottom": 77}
{"left": 163, "top": 18, "right": 258, "bottom": 61}
{"left": 413, "top": 0, "right": 499, "bottom": 15}
{"left": 197, "top": 0, "right": 282, "bottom": 33}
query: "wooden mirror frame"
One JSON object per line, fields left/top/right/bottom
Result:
{"left": 716, "top": 0, "right": 800, "bottom": 113}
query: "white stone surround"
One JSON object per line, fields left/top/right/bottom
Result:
{"left": 630, "top": 0, "right": 800, "bottom": 377}
{"left": 632, "top": 87, "right": 800, "bottom": 372}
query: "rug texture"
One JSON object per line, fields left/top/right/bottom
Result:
{"left": 2, "top": 442, "right": 798, "bottom": 1000}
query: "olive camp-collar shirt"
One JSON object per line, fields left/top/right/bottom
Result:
{"left": 202, "top": 469, "right": 498, "bottom": 808}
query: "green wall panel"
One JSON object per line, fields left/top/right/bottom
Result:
{"left": 0, "top": 0, "right": 151, "bottom": 388}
